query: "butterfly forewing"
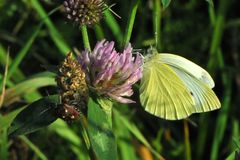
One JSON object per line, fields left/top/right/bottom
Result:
{"left": 159, "top": 54, "right": 215, "bottom": 88}
{"left": 140, "top": 57, "right": 195, "bottom": 120}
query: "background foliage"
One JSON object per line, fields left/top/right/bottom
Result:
{"left": 0, "top": 0, "right": 240, "bottom": 159}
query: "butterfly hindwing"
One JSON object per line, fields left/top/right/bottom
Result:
{"left": 171, "top": 66, "right": 220, "bottom": 112}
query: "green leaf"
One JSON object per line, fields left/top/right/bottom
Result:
{"left": 0, "top": 128, "right": 8, "bottom": 160}
{"left": 226, "top": 149, "right": 239, "bottom": 160}
{"left": 113, "top": 109, "right": 165, "bottom": 160}
{"left": 114, "top": 114, "right": 138, "bottom": 160}
{"left": 87, "top": 98, "right": 117, "bottom": 160}
{"left": 4, "top": 76, "right": 56, "bottom": 105}
{"left": 161, "top": 0, "right": 171, "bottom": 9}
{"left": 49, "top": 119, "right": 90, "bottom": 160}
{"left": 0, "top": 107, "right": 24, "bottom": 130}
{"left": 104, "top": 10, "right": 123, "bottom": 45}
{"left": 233, "top": 137, "right": 240, "bottom": 149}
{"left": 9, "top": 95, "right": 59, "bottom": 137}
{"left": 0, "top": 44, "right": 25, "bottom": 82}
{"left": 20, "top": 136, "right": 48, "bottom": 160}
{"left": 30, "top": 0, "right": 70, "bottom": 55}
{"left": 7, "top": 24, "right": 42, "bottom": 81}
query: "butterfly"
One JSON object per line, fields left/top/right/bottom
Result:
{"left": 139, "top": 49, "right": 221, "bottom": 120}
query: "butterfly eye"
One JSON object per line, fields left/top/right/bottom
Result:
{"left": 56, "top": 103, "right": 80, "bottom": 122}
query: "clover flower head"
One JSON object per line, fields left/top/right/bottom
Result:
{"left": 56, "top": 53, "right": 88, "bottom": 120}
{"left": 63, "top": 0, "right": 106, "bottom": 26}
{"left": 78, "top": 40, "right": 143, "bottom": 103}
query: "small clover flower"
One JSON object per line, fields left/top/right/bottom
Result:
{"left": 63, "top": 0, "right": 106, "bottom": 26}
{"left": 78, "top": 40, "right": 143, "bottom": 103}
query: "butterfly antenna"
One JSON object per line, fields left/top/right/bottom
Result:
{"left": 105, "top": 3, "right": 121, "bottom": 19}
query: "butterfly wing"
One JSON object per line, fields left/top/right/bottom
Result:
{"left": 159, "top": 53, "right": 215, "bottom": 88}
{"left": 140, "top": 53, "right": 220, "bottom": 120}
{"left": 171, "top": 66, "right": 220, "bottom": 112}
{"left": 159, "top": 53, "right": 220, "bottom": 111}
{"left": 140, "top": 56, "right": 196, "bottom": 120}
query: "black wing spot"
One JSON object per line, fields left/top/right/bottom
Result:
{"left": 190, "top": 91, "right": 194, "bottom": 96}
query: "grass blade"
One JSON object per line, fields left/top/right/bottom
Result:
{"left": 4, "top": 76, "right": 55, "bottom": 105}
{"left": 0, "top": 107, "right": 24, "bottom": 131}
{"left": 104, "top": 10, "right": 123, "bottom": 44}
{"left": 49, "top": 119, "right": 90, "bottom": 160}
{"left": 161, "top": 0, "right": 171, "bottom": 9}
{"left": 0, "top": 44, "right": 25, "bottom": 82}
{"left": 20, "top": 136, "right": 48, "bottom": 160}
{"left": 122, "top": 0, "right": 140, "bottom": 48}
{"left": 0, "top": 51, "right": 9, "bottom": 108}
{"left": 30, "top": 0, "right": 70, "bottom": 55}
{"left": 6, "top": 25, "right": 41, "bottom": 82}
{"left": 0, "top": 128, "right": 8, "bottom": 160}
{"left": 113, "top": 109, "right": 165, "bottom": 160}
{"left": 114, "top": 114, "right": 138, "bottom": 160}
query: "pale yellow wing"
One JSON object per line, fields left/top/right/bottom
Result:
{"left": 140, "top": 56, "right": 195, "bottom": 120}
{"left": 140, "top": 53, "right": 220, "bottom": 120}
{"left": 171, "top": 67, "right": 220, "bottom": 112}
{"left": 159, "top": 54, "right": 215, "bottom": 88}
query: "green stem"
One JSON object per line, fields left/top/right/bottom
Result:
{"left": 104, "top": 10, "right": 123, "bottom": 45}
{"left": 207, "top": 0, "right": 231, "bottom": 160}
{"left": 196, "top": 115, "right": 208, "bottom": 160}
{"left": 208, "top": 5, "right": 216, "bottom": 26}
{"left": 94, "top": 25, "right": 104, "bottom": 40}
{"left": 0, "top": 52, "right": 9, "bottom": 108}
{"left": 197, "top": 1, "right": 230, "bottom": 160}
{"left": 81, "top": 25, "right": 91, "bottom": 51}
{"left": 122, "top": 0, "right": 140, "bottom": 48}
{"left": 207, "top": 0, "right": 229, "bottom": 71}
{"left": 210, "top": 76, "right": 231, "bottom": 160}
{"left": 153, "top": 0, "right": 162, "bottom": 51}
{"left": 184, "top": 120, "right": 191, "bottom": 160}
{"left": 20, "top": 136, "right": 48, "bottom": 160}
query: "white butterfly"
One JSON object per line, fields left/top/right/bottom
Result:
{"left": 139, "top": 49, "right": 221, "bottom": 120}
